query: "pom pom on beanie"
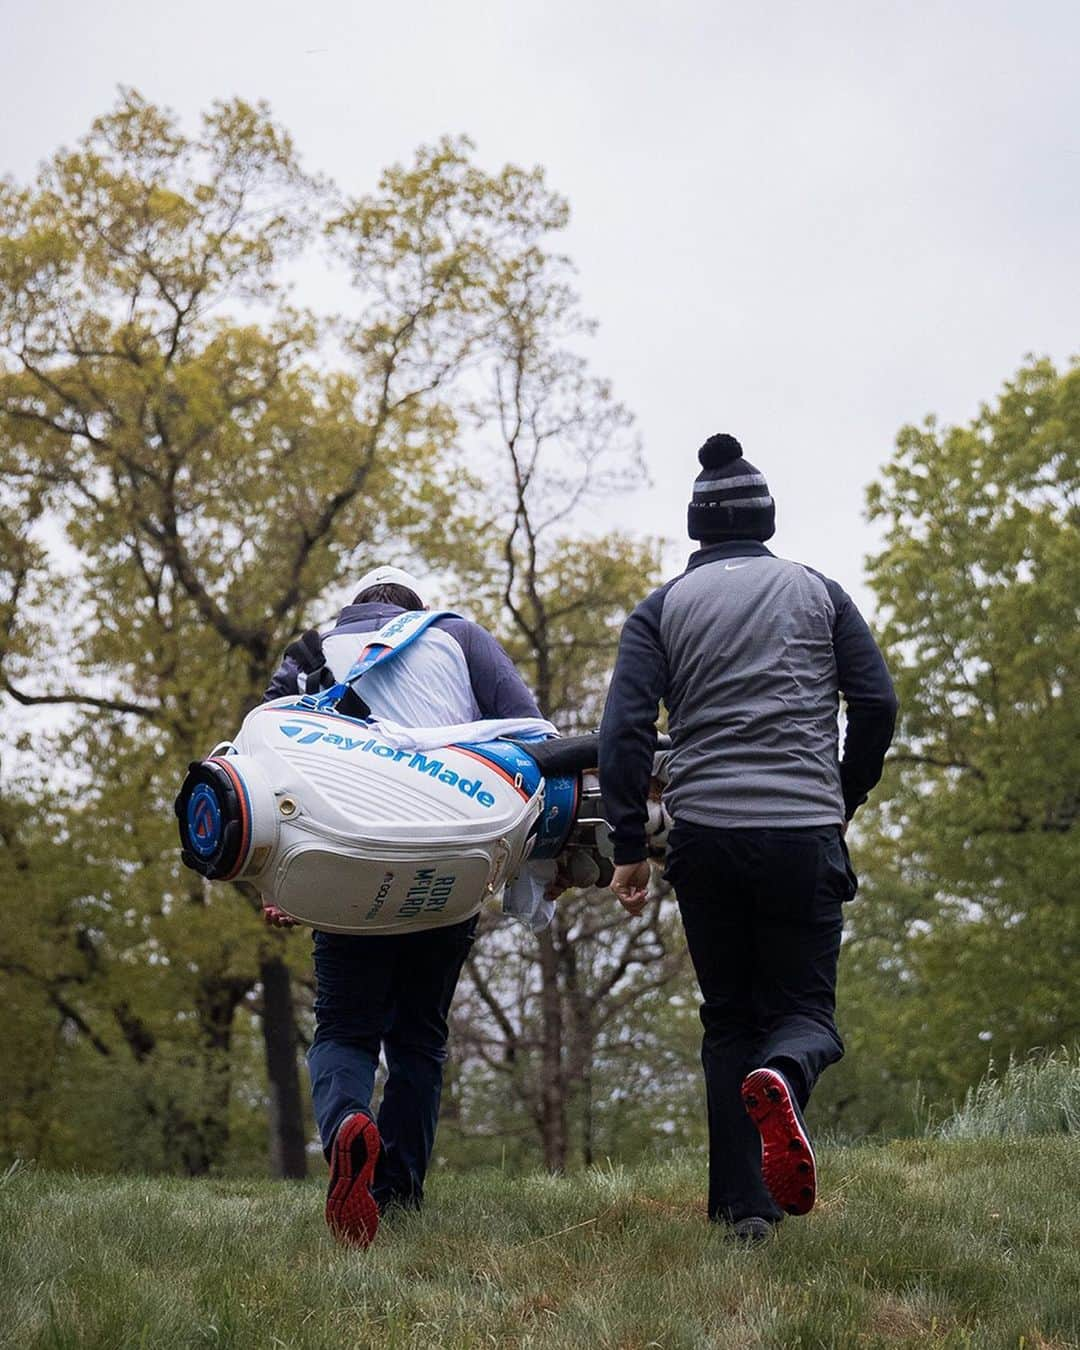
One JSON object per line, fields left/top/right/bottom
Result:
{"left": 697, "top": 433, "right": 743, "bottom": 470}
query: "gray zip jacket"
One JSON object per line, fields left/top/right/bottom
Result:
{"left": 598, "top": 541, "right": 898, "bottom": 864}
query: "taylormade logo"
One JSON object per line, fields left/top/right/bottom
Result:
{"left": 377, "top": 611, "right": 420, "bottom": 639}
{"left": 278, "top": 722, "right": 497, "bottom": 808}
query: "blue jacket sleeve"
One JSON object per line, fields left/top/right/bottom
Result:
{"left": 598, "top": 588, "right": 670, "bottom": 864}
{"left": 825, "top": 581, "right": 899, "bottom": 818}
{"left": 444, "top": 619, "right": 543, "bottom": 719}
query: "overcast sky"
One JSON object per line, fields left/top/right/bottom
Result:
{"left": 2, "top": 0, "right": 1078, "bottom": 614}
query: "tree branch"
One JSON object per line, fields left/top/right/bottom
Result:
{"left": 890, "top": 751, "right": 986, "bottom": 781}
{"left": 1, "top": 677, "right": 158, "bottom": 719}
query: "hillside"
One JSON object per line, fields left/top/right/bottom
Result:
{"left": 1, "top": 1140, "right": 1077, "bottom": 1348}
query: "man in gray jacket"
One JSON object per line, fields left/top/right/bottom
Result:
{"left": 598, "top": 434, "right": 897, "bottom": 1242}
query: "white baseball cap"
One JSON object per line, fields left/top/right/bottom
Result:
{"left": 352, "top": 565, "right": 427, "bottom": 605}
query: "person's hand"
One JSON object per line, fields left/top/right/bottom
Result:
{"left": 262, "top": 902, "right": 299, "bottom": 928}
{"left": 610, "top": 860, "right": 651, "bottom": 917}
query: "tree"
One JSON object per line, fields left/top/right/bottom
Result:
{"left": 827, "top": 356, "right": 1080, "bottom": 1123}
{"left": 0, "top": 90, "right": 343, "bottom": 1173}
{"left": 0, "top": 97, "right": 611, "bottom": 1173}
{"left": 0, "top": 773, "right": 112, "bottom": 1162}
{"left": 425, "top": 185, "right": 690, "bottom": 1172}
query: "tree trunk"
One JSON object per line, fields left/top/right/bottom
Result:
{"left": 537, "top": 927, "right": 567, "bottom": 1171}
{"left": 558, "top": 916, "right": 596, "bottom": 1169}
{"left": 172, "top": 976, "right": 250, "bottom": 1176}
{"left": 577, "top": 1018, "right": 595, "bottom": 1168}
{"left": 260, "top": 953, "right": 308, "bottom": 1179}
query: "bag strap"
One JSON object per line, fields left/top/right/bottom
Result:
{"left": 312, "top": 610, "right": 462, "bottom": 711}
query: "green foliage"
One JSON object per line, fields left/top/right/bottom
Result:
{"left": 833, "top": 357, "right": 1080, "bottom": 1124}
{"left": 2, "top": 1143, "right": 1079, "bottom": 1347}
{"left": 0, "top": 93, "right": 654, "bottom": 1175}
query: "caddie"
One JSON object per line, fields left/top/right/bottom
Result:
{"left": 263, "top": 565, "right": 543, "bottom": 1248}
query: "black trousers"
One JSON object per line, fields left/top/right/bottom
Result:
{"left": 665, "top": 822, "right": 855, "bottom": 1223}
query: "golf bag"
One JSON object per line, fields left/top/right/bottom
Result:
{"left": 175, "top": 610, "right": 670, "bottom": 933}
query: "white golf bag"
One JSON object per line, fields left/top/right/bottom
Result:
{"left": 175, "top": 610, "right": 670, "bottom": 934}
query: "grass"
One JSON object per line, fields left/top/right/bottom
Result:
{"left": 935, "top": 1049, "right": 1080, "bottom": 1141}
{"left": 1, "top": 1140, "right": 1078, "bottom": 1349}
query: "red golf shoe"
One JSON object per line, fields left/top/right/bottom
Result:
{"left": 741, "top": 1067, "right": 816, "bottom": 1216}
{"left": 325, "top": 1111, "right": 381, "bottom": 1247}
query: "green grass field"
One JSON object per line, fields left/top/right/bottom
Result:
{"left": 1, "top": 1140, "right": 1077, "bottom": 1349}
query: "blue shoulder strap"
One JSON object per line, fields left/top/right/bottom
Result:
{"left": 311, "top": 610, "right": 462, "bottom": 711}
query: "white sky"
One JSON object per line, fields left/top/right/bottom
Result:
{"left": 2, "top": 0, "right": 1078, "bottom": 614}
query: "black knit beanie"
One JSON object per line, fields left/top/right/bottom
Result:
{"left": 687, "top": 434, "right": 775, "bottom": 542}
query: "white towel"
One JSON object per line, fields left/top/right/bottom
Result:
{"left": 500, "top": 862, "right": 558, "bottom": 933}
{"left": 365, "top": 716, "right": 558, "bottom": 751}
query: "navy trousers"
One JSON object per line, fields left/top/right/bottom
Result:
{"left": 665, "top": 822, "right": 855, "bottom": 1223}
{"left": 307, "top": 914, "right": 477, "bottom": 1211}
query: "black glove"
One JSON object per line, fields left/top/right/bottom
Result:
{"left": 284, "top": 629, "right": 337, "bottom": 694}
{"left": 284, "top": 629, "right": 326, "bottom": 675}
